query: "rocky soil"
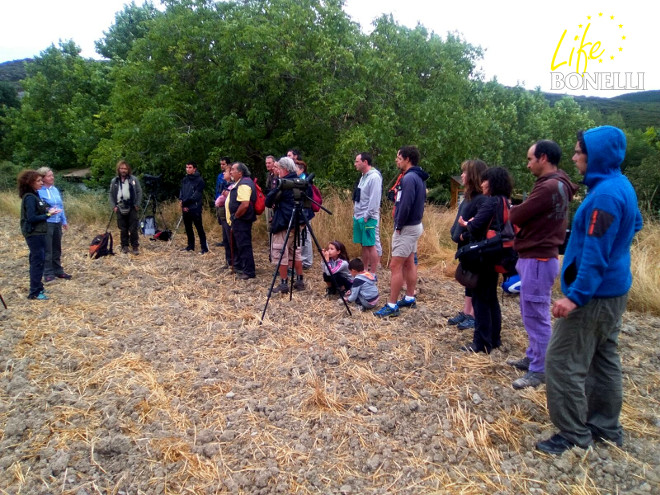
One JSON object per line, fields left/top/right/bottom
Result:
{"left": 1, "top": 216, "right": 659, "bottom": 494}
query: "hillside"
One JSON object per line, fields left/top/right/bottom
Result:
{"left": 544, "top": 90, "right": 660, "bottom": 130}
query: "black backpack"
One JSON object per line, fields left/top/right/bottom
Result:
{"left": 89, "top": 232, "right": 114, "bottom": 259}
{"left": 90, "top": 212, "right": 115, "bottom": 259}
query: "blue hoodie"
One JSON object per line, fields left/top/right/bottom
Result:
{"left": 394, "top": 166, "right": 429, "bottom": 230}
{"left": 561, "top": 126, "right": 643, "bottom": 306}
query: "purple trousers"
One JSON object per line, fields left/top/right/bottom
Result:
{"left": 516, "top": 257, "right": 559, "bottom": 373}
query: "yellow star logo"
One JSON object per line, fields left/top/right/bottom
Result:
{"left": 599, "top": 59, "right": 603, "bottom": 63}
{"left": 619, "top": 24, "right": 623, "bottom": 28}
{"left": 619, "top": 47, "right": 623, "bottom": 51}
{"left": 587, "top": 15, "right": 591, "bottom": 19}
{"left": 622, "top": 36, "right": 626, "bottom": 40}
{"left": 598, "top": 12, "right": 603, "bottom": 16}
{"left": 610, "top": 15, "right": 614, "bottom": 19}
{"left": 610, "top": 55, "right": 615, "bottom": 60}
{"left": 579, "top": 24, "right": 583, "bottom": 28}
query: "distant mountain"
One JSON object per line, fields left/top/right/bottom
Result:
{"left": 0, "top": 59, "right": 31, "bottom": 88}
{"left": 543, "top": 90, "right": 660, "bottom": 130}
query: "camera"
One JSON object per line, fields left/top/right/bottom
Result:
{"left": 143, "top": 174, "right": 162, "bottom": 188}
{"left": 277, "top": 177, "right": 309, "bottom": 190}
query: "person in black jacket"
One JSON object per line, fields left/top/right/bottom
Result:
{"left": 458, "top": 167, "right": 513, "bottom": 353}
{"left": 109, "top": 160, "right": 143, "bottom": 254}
{"left": 265, "top": 157, "right": 307, "bottom": 293}
{"left": 19, "top": 170, "right": 60, "bottom": 300}
{"left": 179, "top": 162, "right": 208, "bottom": 254}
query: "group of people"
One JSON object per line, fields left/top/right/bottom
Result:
{"left": 19, "top": 126, "right": 642, "bottom": 457}
{"left": 448, "top": 126, "right": 642, "bottom": 455}
{"left": 18, "top": 167, "right": 72, "bottom": 300}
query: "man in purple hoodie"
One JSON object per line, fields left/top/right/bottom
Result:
{"left": 374, "top": 145, "right": 429, "bottom": 318}
{"left": 507, "top": 140, "right": 578, "bottom": 389}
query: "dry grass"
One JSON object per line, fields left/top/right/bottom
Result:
{"left": 1, "top": 189, "right": 659, "bottom": 494}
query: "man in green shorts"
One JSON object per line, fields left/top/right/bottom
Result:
{"left": 352, "top": 152, "right": 382, "bottom": 274}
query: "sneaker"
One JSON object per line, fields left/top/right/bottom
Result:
{"left": 396, "top": 297, "right": 417, "bottom": 309}
{"left": 293, "top": 279, "right": 305, "bottom": 291}
{"left": 457, "top": 316, "right": 475, "bottom": 330}
{"left": 181, "top": 246, "right": 194, "bottom": 252}
{"left": 200, "top": 249, "right": 209, "bottom": 255}
{"left": 506, "top": 356, "right": 530, "bottom": 371}
{"left": 535, "top": 434, "right": 581, "bottom": 455}
{"left": 215, "top": 242, "right": 225, "bottom": 247}
{"left": 272, "top": 282, "right": 289, "bottom": 294}
{"left": 122, "top": 246, "right": 130, "bottom": 254}
{"left": 238, "top": 272, "right": 255, "bottom": 280}
{"left": 512, "top": 371, "right": 545, "bottom": 389}
{"left": 56, "top": 273, "right": 72, "bottom": 279}
{"left": 374, "top": 304, "right": 400, "bottom": 318}
{"left": 28, "top": 292, "right": 49, "bottom": 300}
{"left": 131, "top": 248, "right": 139, "bottom": 255}
{"left": 448, "top": 312, "right": 468, "bottom": 325}
{"left": 44, "top": 275, "right": 56, "bottom": 283}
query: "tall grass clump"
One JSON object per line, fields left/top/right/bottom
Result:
{"left": 629, "top": 217, "right": 660, "bottom": 315}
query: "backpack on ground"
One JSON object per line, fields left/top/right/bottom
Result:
{"left": 253, "top": 177, "right": 266, "bottom": 215}
{"left": 311, "top": 184, "right": 323, "bottom": 212}
{"left": 151, "top": 229, "right": 172, "bottom": 241}
{"left": 90, "top": 212, "right": 115, "bottom": 259}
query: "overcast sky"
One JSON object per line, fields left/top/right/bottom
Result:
{"left": 1, "top": 0, "right": 656, "bottom": 98}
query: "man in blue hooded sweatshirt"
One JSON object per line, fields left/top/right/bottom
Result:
{"left": 374, "top": 145, "right": 429, "bottom": 318}
{"left": 536, "top": 126, "right": 643, "bottom": 455}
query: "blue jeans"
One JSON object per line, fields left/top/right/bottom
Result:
{"left": 516, "top": 257, "right": 559, "bottom": 373}
{"left": 26, "top": 235, "right": 46, "bottom": 297}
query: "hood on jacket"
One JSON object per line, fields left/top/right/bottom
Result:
{"left": 546, "top": 169, "right": 579, "bottom": 202}
{"left": 582, "top": 125, "right": 627, "bottom": 188}
{"left": 406, "top": 166, "right": 429, "bottom": 182}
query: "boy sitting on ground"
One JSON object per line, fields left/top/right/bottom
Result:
{"left": 345, "top": 258, "right": 379, "bottom": 311}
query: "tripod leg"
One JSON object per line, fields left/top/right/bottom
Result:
{"left": 0, "top": 292, "right": 7, "bottom": 309}
{"left": 303, "top": 216, "right": 352, "bottom": 316}
{"left": 260, "top": 211, "right": 298, "bottom": 323}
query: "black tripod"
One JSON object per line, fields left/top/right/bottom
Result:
{"left": 261, "top": 188, "right": 351, "bottom": 322}
{"left": 140, "top": 181, "right": 168, "bottom": 237}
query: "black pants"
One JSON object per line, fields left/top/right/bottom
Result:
{"left": 323, "top": 272, "right": 353, "bottom": 290}
{"left": 44, "top": 222, "right": 64, "bottom": 277}
{"left": 25, "top": 234, "right": 46, "bottom": 298}
{"left": 117, "top": 208, "right": 139, "bottom": 248}
{"left": 183, "top": 211, "right": 207, "bottom": 251}
{"left": 231, "top": 222, "right": 255, "bottom": 277}
{"left": 471, "top": 267, "right": 501, "bottom": 352}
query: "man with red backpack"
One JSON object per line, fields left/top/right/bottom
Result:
{"left": 227, "top": 162, "right": 257, "bottom": 280}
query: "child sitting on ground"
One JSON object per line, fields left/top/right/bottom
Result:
{"left": 345, "top": 258, "right": 379, "bottom": 310}
{"left": 321, "top": 240, "right": 352, "bottom": 295}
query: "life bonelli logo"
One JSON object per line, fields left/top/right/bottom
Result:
{"left": 549, "top": 12, "right": 643, "bottom": 91}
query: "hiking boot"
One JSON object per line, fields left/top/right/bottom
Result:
{"left": 272, "top": 282, "right": 289, "bottom": 294}
{"left": 536, "top": 434, "right": 584, "bottom": 455}
{"left": 56, "top": 273, "right": 72, "bottom": 279}
{"left": 448, "top": 311, "right": 468, "bottom": 325}
{"left": 238, "top": 272, "right": 255, "bottom": 280}
{"left": 131, "top": 248, "right": 139, "bottom": 255}
{"left": 122, "top": 246, "right": 130, "bottom": 254}
{"left": 512, "top": 371, "right": 545, "bottom": 390}
{"left": 44, "top": 275, "right": 56, "bottom": 283}
{"left": 457, "top": 316, "right": 475, "bottom": 330}
{"left": 374, "top": 304, "right": 400, "bottom": 318}
{"left": 293, "top": 279, "right": 305, "bottom": 291}
{"left": 459, "top": 342, "right": 488, "bottom": 353}
{"left": 506, "top": 356, "right": 530, "bottom": 371}
{"left": 396, "top": 297, "right": 417, "bottom": 309}
{"left": 181, "top": 246, "right": 194, "bottom": 252}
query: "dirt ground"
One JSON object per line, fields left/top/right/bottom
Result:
{"left": 1, "top": 215, "right": 659, "bottom": 494}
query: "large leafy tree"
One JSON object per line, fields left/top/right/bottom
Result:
{"left": 4, "top": 41, "right": 111, "bottom": 170}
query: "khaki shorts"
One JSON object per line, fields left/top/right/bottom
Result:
{"left": 270, "top": 230, "right": 302, "bottom": 265}
{"left": 391, "top": 223, "right": 423, "bottom": 258}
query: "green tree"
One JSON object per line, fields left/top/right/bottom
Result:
{"left": 4, "top": 41, "right": 111, "bottom": 170}
{"left": 95, "top": 1, "right": 162, "bottom": 60}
